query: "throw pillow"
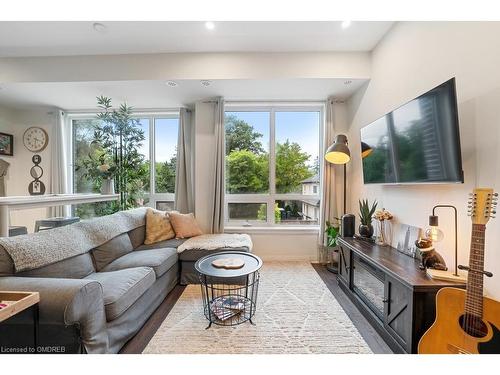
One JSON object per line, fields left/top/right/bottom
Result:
{"left": 169, "top": 212, "right": 204, "bottom": 239}
{"left": 144, "top": 208, "right": 176, "bottom": 245}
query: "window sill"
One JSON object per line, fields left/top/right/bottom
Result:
{"left": 225, "top": 226, "right": 320, "bottom": 235}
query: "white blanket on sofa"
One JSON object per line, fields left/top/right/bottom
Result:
{"left": 0, "top": 207, "right": 147, "bottom": 272}
{"left": 177, "top": 234, "right": 253, "bottom": 253}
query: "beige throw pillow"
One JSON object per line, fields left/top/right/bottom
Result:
{"left": 144, "top": 208, "right": 176, "bottom": 245}
{"left": 169, "top": 212, "right": 204, "bottom": 239}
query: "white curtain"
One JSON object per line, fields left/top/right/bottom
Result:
{"left": 319, "top": 98, "right": 341, "bottom": 247}
{"left": 49, "top": 109, "right": 70, "bottom": 217}
{"left": 209, "top": 97, "right": 225, "bottom": 233}
{"left": 174, "top": 108, "right": 195, "bottom": 213}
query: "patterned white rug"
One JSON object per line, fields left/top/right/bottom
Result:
{"left": 143, "top": 262, "right": 372, "bottom": 354}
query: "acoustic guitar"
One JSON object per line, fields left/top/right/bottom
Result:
{"left": 418, "top": 188, "right": 500, "bottom": 354}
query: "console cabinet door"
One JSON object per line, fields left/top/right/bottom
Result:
{"left": 384, "top": 275, "right": 412, "bottom": 352}
{"left": 338, "top": 245, "right": 351, "bottom": 287}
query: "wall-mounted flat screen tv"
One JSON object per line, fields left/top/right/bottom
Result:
{"left": 360, "top": 78, "right": 464, "bottom": 185}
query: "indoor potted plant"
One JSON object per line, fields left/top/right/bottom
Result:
{"left": 325, "top": 219, "right": 340, "bottom": 247}
{"left": 98, "top": 160, "right": 116, "bottom": 195}
{"left": 358, "top": 199, "right": 377, "bottom": 238}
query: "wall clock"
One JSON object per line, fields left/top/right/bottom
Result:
{"left": 23, "top": 126, "right": 49, "bottom": 153}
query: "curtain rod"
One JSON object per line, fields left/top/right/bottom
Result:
{"left": 64, "top": 107, "right": 189, "bottom": 114}
{"left": 202, "top": 100, "right": 326, "bottom": 105}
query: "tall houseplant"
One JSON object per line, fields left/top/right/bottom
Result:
{"left": 358, "top": 199, "right": 377, "bottom": 238}
{"left": 77, "top": 96, "right": 148, "bottom": 212}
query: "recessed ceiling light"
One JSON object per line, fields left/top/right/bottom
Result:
{"left": 166, "top": 81, "right": 178, "bottom": 87}
{"left": 205, "top": 21, "right": 215, "bottom": 30}
{"left": 341, "top": 21, "right": 351, "bottom": 29}
{"left": 93, "top": 22, "right": 107, "bottom": 33}
{"left": 344, "top": 80, "right": 353, "bottom": 85}
{"left": 200, "top": 80, "right": 212, "bottom": 87}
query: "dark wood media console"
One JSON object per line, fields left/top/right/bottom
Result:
{"left": 337, "top": 237, "right": 465, "bottom": 354}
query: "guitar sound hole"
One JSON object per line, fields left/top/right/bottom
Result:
{"left": 459, "top": 314, "right": 488, "bottom": 338}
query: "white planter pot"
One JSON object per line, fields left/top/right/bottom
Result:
{"left": 100, "top": 178, "right": 115, "bottom": 195}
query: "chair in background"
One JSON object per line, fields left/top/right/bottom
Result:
{"left": 34, "top": 217, "right": 80, "bottom": 232}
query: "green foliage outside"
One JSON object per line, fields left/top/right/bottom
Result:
{"left": 155, "top": 156, "right": 177, "bottom": 193}
{"left": 225, "top": 114, "right": 265, "bottom": 154}
{"left": 257, "top": 203, "right": 281, "bottom": 223}
{"left": 225, "top": 115, "right": 314, "bottom": 195}
{"left": 275, "top": 141, "right": 313, "bottom": 193}
{"left": 226, "top": 150, "right": 269, "bottom": 193}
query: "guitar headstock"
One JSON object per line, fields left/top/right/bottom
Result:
{"left": 468, "top": 188, "right": 497, "bottom": 224}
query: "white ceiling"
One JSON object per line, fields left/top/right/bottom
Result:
{"left": 0, "top": 79, "right": 367, "bottom": 109}
{"left": 0, "top": 21, "right": 394, "bottom": 57}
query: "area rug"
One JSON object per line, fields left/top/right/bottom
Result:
{"left": 143, "top": 262, "right": 372, "bottom": 354}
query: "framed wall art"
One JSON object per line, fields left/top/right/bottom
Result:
{"left": 0, "top": 132, "right": 14, "bottom": 156}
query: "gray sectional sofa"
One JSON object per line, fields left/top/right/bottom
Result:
{"left": 0, "top": 209, "right": 249, "bottom": 354}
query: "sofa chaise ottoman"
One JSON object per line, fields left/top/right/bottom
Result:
{"left": 131, "top": 230, "right": 252, "bottom": 285}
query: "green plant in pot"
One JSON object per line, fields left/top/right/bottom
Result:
{"left": 325, "top": 219, "right": 340, "bottom": 247}
{"left": 359, "top": 199, "right": 377, "bottom": 238}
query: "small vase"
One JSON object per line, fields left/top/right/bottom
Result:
{"left": 376, "top": 221, "right": 387, "bottom": 246}
{"left": 359, "top": 223, "right": 374, "bottom": 238}
{"left": 100, "top": 178, "right": 115, "bottom": 195}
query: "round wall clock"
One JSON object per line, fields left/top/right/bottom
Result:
{"left": 23, "top": 127, "right": 49, "bottom": 153}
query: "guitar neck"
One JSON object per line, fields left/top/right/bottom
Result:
{"left": 465, "top": 224, "right": 486, "bottom": 317}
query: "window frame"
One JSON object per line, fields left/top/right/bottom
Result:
{"left": 224, "top": 103, "right": 324, "bottom": 228}
{"left": 67, "top": 110, "right": 180, "bottom": 210}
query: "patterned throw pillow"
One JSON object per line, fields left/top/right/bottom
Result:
{"left": 144, "top": 208, "right": 176, "bottom": 245}
{"left": 169, "top": 212, "right": 204, "bottom": 239}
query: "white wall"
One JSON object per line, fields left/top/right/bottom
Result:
{"left": 346, "top": 22, "right": 500, "bottom": 299}
{"left": 0, "top": 105, "right": 55, "bottom": 232}
{"left": 0, "top": 52, "right": 371, "bottom": 83}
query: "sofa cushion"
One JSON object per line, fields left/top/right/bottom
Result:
{"left": 144, "top": 208, "right": 176, "bottom": 245}
{"left": 169, "top": 212, "right": 203, "bottom": 239}
{"left": 136, "top": 238, "right": 186, "bottom": 251}
{"left": 178, "top": 247, "right": 250, "bottom": 261}
{"left": 92, "top": 233, "right": 134, "bottom": 271}
{"left": 102, "top": 248, "right": 178, "bottom": 278}
{"left": 128, "top": 225, "right": 146, "bottom": 249}
{"left": 0, "top": 245, "right": 14, "bottom": 276}
{"left": 17, "top": 252, "right": 96, "bottom": 279}
{"left": 85, "top": 267, "right": 155, "bottom": 321}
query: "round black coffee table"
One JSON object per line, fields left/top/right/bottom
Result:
{"left": 195, "top": 251, "right": 262, "bottom": 329}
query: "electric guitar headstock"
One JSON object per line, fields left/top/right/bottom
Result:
{"left": 468, "top": 188, "right": 497, "bottom": 225}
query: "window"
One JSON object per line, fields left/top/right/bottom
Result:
{"left": 70, "top": 113, "right": 179, "bottom": 218}
{"left": 225, "top": 106, "right": 322, "bottom": 227}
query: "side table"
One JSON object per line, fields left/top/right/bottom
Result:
{"left": 195, "top": 251, "right": 262, "bottom": 329}
{"left": 0, "top": 291, "right": 40, "bottom": 353}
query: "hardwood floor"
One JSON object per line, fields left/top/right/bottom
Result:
{"left": 312, "top": 263, "right": 393, "bottom": 354}
{"left": 120, "top": 264, "right": 393, "bottom": 354}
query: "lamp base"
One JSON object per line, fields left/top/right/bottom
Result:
{"left": 426, "top": 268, "right": 467, "bottom": 283}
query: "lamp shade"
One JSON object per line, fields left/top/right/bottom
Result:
{"left": 325, "top": 134, "right": 350, "bottom": 165}
{"left": 361, "top": 142, "right": 373, "bottom": 159}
